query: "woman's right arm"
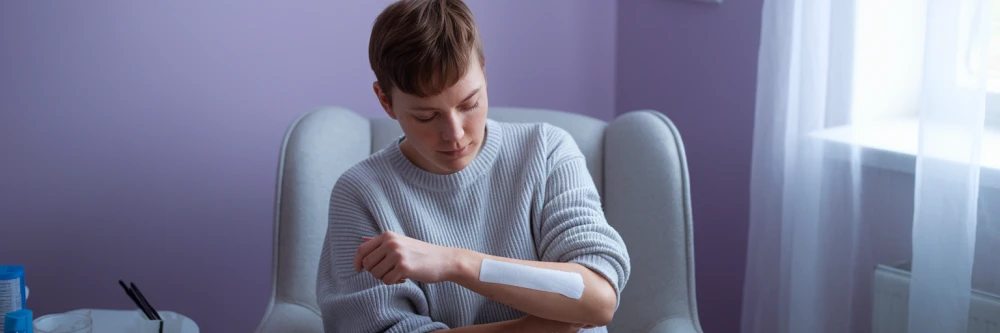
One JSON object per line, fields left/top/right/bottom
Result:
{"left": 316, "top": 175, "right": 449, "bottom": 333}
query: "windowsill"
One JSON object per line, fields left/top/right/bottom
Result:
{"left": 810, "top": 116, "right": 1000, "bottom": 188}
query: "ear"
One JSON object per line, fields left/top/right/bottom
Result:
{"left": 373, "top": 81, "right": 396, "bottom": 120}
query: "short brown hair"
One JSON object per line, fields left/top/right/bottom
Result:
{"left": 369, "top": 0, "right": 485, "bottom": 101}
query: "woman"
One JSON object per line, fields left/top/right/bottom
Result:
{"left": 316, "top": 1, "right": 631, "bottom": 332}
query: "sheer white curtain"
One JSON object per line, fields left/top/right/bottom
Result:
{"left": 742, "top": 0, "right": 993, "bottom": 332}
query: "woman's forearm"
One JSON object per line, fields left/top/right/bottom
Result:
{"left": 444, "top": 248, "right": 617, "bottom": 327}
{"left": 432, "top": 318, "right": 517, "bottom": 333}
{"left": 434, "top": 315, "right": 586, "bottom": 333}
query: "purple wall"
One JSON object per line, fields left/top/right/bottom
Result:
{"left": 616, "top": 1, "right": 763, "bottom": 332}
{"left": 1, "top": 0, "right": 767, "bottom": 331}
{"left": 0, "top": 1, "right": 615, "bottom": 332}
{"left": 468, "top": 1, "right": 618, "bottom": 121}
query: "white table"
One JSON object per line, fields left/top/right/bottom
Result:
{"left": 65, "top": 309, "right": 199, "bottom": 333}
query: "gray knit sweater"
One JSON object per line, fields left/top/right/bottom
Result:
{"left": 316, "top": 119, "right": 631, "bottom": 333}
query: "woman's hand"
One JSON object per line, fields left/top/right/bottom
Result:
{"left": 354, "top": 231, "right": 457, "bottom": 284}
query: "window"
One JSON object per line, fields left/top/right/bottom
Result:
{"left": 811, "top": 0, "right": 1000, "bottom": 173}
{"left": 988, "top": 0, "right": 1000, "bottom": 128}
{"left": 990, "top": 0, "right": 1000, "bottom": 83}
{"left": 847, "top": 0, "right": 1000, "bottom": 126}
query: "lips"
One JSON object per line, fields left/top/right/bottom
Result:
{"left": 439, "top": 144, "right": 469, "bottom": 157}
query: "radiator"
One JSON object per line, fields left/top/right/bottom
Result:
{"left": 873, "top": 264, "right": 1000, "bottom": 333}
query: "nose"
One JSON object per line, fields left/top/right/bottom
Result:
{"left": 440, "top": 113, "right": 465, "bottom": 143}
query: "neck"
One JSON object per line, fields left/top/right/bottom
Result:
{"left": 399, "top": 139, "right": 455, "bottom": 175}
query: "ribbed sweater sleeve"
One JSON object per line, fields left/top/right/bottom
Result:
{"left": 316, "top": 173, "right": 450, "bottom": 333}
{"left": 533, "top": 124, "right": 631, "bottom": 307}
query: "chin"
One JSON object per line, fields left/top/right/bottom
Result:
{"left": 436, "top": 152, "right": 477, "bottom": 169}
{"left": 436, "top": 159, "right": 473, "bottom": 173}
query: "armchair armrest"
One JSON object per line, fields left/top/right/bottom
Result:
{"left": 604, "top": 110, "right": 702, "bottom": 333}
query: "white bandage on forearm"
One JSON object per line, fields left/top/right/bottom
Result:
{"left": 478, "top": 259, "right": 585, "bottom": 299}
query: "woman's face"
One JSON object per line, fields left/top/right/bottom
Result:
{"left": 374, "top": 58, "right": 488, "bottom": 175}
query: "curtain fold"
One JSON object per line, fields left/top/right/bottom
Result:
{"left": 908, "top": 1, "right": 989, "bottom": 332}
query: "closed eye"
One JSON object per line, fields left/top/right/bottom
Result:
{"left": 460, "top": 102, "right": 480, "bottom": 112}
{"left": 413, "top": 102, "right": 478, "bottom": 123}
{"left": 414, "top": 114, "right": 437, "bottom": 123}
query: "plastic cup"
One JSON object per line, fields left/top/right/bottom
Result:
{"left": 33, "top": 313, "right": 92, "bottom": 333}
{"left": 133, "top": 309, "right": 188, "bottom": 333}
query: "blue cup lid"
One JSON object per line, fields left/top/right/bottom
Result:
{"left": 4, "top": 309, "right": 32, "bottom": 333}
{"left": 0, "top": 266, "right": 24, "bottom": 280}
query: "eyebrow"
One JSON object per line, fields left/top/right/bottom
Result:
{"left": 412, "top": 87, "right": 482, "bottom": 111}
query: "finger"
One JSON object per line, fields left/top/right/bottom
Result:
{"left": 370, "top": 253, "right": 397, "bottom": 280}
{"left": 377, "top": 264, "right": 398, "bottom": 284}
{"left": 353, "top": 235, "right": 385, "bottom": 271}
{"left": 383, "top": 266, "right": 406, "bottom": 285}
{"left": 362, "top": 245, "right": 390, "bottom": 272}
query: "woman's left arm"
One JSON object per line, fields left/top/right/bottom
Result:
{"left": 447, "top": 126, "right": 631, "bottom": 326}
{"left": 446, "top": 247, "right": 623, "bottom": 328}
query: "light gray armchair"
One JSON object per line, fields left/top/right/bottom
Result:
{"left": 255, "top": 107, "right": 702, "bottom": 333}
